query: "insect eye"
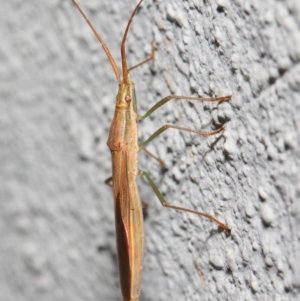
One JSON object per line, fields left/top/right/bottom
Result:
{"left": 125, "top": 95, "right": 131, "bottom": 103}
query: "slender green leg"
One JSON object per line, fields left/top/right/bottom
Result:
{"left": 138, "top": 94, "right": 230, "bottom": 162}
{"left": 139, "top": 124, "right": 225, "bottom": 152}
{"left": 139, "top": 169, "right": 230, "bottom": 235}
{"left": 139, "top": 126, "right": 224, "bottom": 163}
{"left": 138, "top": 95, "right": 231, "bottom": 122}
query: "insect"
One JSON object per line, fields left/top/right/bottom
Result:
{"left": 70, "top": 0, "right": 231, "bottom": 300}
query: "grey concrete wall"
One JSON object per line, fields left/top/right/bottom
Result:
{"left": 1, "top": 0, "right": 299, "bottom": 300}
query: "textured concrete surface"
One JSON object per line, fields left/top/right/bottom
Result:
{"left": 1, "top": 0, "right": 300, "bottom": 300}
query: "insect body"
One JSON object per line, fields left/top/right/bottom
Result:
{"left": 70, "top": 1, "right": 231, "bottom": 300}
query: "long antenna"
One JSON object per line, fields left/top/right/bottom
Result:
{"left": 71, "top": 0, "right": 121, "bottom": 84}
{"left": 121, "top": 0, "right": 144, "bottom": 84}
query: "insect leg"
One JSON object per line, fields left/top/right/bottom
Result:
{"left": 139, "top": 125, "right": 225, "bottom": 152}
{"left": 128, "top": 42, "right": 155, "bottom": 72}
{"left": 141, "top": 147, "right": 165, "bottom": 166}
{"left": 138, "top": 169, "right": 230, "bottom": 235}
{"left": 138, "top": 95, "right": 231, "bottom": 121}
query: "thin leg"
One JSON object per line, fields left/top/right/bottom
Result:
{"left": 105, "top": 176, "right": 113, "bottom": 187}
{"left": 141, "top": 147, "right": 165, "bottom": 166}
{"left": 139, "top": 170, "right": 230, "bottom": 235}
{"left": 139, "top": 124, "right": 225, "bottom": 151}
{"left": 138, "top": 94, "right": 231, "bottom": 121}
{"left": 128, "top": 42, "right": 155, "bottom": 72}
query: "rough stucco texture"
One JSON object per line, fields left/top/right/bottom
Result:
{"left": 1, "top": 0, "right": 300, "bottom": 300}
